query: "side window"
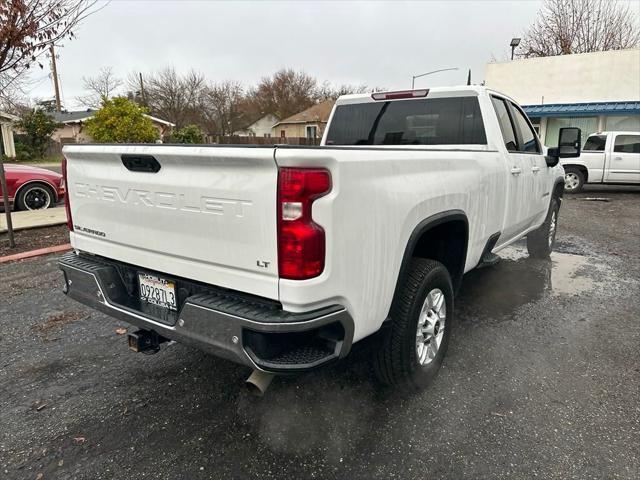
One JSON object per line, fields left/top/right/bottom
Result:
{"left": 583, "top": 135, "right": 607, "bottom": 151}
{"left": 613, "top": 135, "right": 640, "bottom": 154}
{"left": 491, "top": 97, "right": 517, "bottom": 152}
{"left": 509, "top": 103, "right": 541, "bottom": 153}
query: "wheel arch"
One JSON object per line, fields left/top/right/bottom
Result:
{"left": 553, "top": 177, "right": 565, "bottom": 199}
{"left": 388, "top": 210, "right": 469, "bottom": 318}
{"left": 563, "top": 164, "right": 588, "bottom": 182}
{"left": 14, "top": 179, "right": 58, "bottom": 207}
{"left": 13, "top": 178, "right": 58, "bottom": 202}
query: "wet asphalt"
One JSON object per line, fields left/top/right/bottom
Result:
{"left": 1, "top": 186, "right": 638, "bottom": 480}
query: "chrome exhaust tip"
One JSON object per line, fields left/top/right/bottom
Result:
{"left": 245, "top": 369, "right": 274, "bottom": 396}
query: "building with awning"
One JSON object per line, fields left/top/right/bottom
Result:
{"left": 485, "top": 49, "right": 640, "bottom": 146}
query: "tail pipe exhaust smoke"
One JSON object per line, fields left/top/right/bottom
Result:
{"left": 246, "top": 370, "right": 275, "bottom": 396}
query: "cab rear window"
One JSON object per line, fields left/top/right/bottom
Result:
{"left": 325, "top": 97, "right": 487, "bottom": 146}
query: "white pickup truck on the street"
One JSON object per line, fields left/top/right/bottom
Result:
{"left": 59, "top": 86, "right": 580, "bottom": 392}
{"left": 562, "top": 131, "right": 640, "bottom": 193}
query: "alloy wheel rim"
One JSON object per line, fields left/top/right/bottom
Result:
{"left": 565, "top": 173, "right": 579, "bottom": 190}
{"left": 24, "top": 187, "right": 51, "bottom": 210}
{"left": 415, "top": 288, "right": 446, "bottom": 366}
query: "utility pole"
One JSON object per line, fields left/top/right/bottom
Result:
{"left": 138, "top": 72, "right": 147, "bottom": 106}
{"left": 0, "top": 162, "right": 16, "bottom": 248}
{"left": 50, "top": 45, "right": 62, "bottom": 112}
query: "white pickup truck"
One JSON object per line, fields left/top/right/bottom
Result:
{"left": 562, "top": 131, "right": 640, "bottom": 193}
{"left": 59, "top": 86, "right": 580, "bottom": 392}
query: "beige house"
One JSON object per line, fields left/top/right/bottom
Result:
{"left": 272, "top": 100, "right": 335, "bottom": 139}
{"left": 1, "top": 111, "right": 19, "bottom": 158}
{"left": 50, "top": 110, "right": 175, "bottom": 143}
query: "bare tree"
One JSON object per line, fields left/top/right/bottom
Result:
{"left": 202, "top": 81, "right": 247, "bottom": 136}
{"left": 133, "top": 67, "right": 206, "bottom": 128}
{"left": 519, "top": 0, "right": 640, "bottom": 57}
{"left": 125, "top": 71, "right": 146, "bottom": 105}
{"left": 0, "top": 72, "right": 28, "bottom": 111}
{"left": 249, "top": 69, "right": 319, "bottom": 119}
{"left": 317, "top": 82, "right": 385, "bottom": 100}
{"left": 76, "top": 66, "right": 123, "bottom": 108}
{"left": 0, "top": 0, "right": 99, "bottom": 109}
{"left": 0, "top": 1, "right": 98, "bottom": 74}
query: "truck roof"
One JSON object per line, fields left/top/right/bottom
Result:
{"left": 335, "top": 85, "right": 515, "bottom": 106}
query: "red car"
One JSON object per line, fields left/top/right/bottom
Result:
{"left": 0, "top": 164, "right": 66, "bottom": 211}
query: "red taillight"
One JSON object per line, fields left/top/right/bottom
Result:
{"left": 277, "top": 168, "right": 331, "bottom": 280}
{"left": 371, "top": 89, "right": 429, "bottom": 100}
{"left": 61, "top": 156, "right": 73, "bottom": 231}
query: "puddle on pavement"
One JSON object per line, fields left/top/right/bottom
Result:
{"left": 458, "top": 244, "right": 603, "bottom": 321}
{"left": 499, "top": 246, "right": 594, "bottom": 296}
{"left": 548, "top": 252, "right": 594, "bottom": 295}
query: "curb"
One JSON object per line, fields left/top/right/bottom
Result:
{"left": 0, "top": 206, "right": 67, "bottom": 234}
{"left": 0, "top": 219, "right": 66, "bottom": 234}
{"left": 0, "top": 243, "right": 72, "bottom": 264}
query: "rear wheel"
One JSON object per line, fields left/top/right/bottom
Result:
{"left": 563, "top": 167, "right": 584, "bottom": 193}
{"left": 373, "top": 258, "right": 453, "bottom": 390}
{"left": 16, "top": 183, "right": 55, "bottom": 211}
{"left": 527, "top": 197, "right": 560, "bottom": 259}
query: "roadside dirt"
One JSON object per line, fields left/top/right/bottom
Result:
{"left": 0, "top": 224, "right": 69, "bottom": 257}
{"left": 31, "top": 310, "right": 88, "bottom": 336}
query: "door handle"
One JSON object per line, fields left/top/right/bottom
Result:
{"left": 510, "top": 167, "right": 522, "bottom": 175}
{"left": 121, "top": 154, "right": 161, "bottom": 173}
{"left": 532, "top": 166, "right": 540, "bottom": 173}
{"left": 614, "top": 156, "right": 623, "bottom": 161}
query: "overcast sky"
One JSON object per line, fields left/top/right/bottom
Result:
{"left": 27, "top": 0, "right": 547, "bottom": 109}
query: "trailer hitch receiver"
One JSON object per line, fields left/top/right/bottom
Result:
{"left": 127, "top": 329, "right": 167, "bottom": 354}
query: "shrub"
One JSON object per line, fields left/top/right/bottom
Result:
{"left": 15, "top": 110, "right": 59, "bottom": 159}
{"left": 171, "top": 124, "right": 204, "bottom": 144}
{"left": 86, "top": 97, "right": 158, "bottom": 143}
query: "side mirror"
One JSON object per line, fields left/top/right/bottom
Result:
{"left": 546, "top": 127, "right": 581, "bottom": 166}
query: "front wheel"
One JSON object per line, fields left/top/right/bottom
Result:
{"left": 563, "top": 167, "right": 584, "bottom": 193}
{"left": 373, "top": 258, "right": 453, "bottom": 390}
{"left": 527, "top": 197, "right": 560, "bottom": 259}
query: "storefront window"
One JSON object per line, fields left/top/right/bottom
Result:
{"left": 545, "top": 117, "right": 598, "bottom": 147}
{"left": 528, "top": 117, "right": 541, "bottom": 136}
{"left": 605, "top": 116, "right": 640, "bottom": 132}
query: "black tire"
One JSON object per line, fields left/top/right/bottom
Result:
{"left": 16, "top": 183, "right": 55, "bottom": 211}
{"left": 527, "top": 197, "right": 560, "bottom": 259}
{"left": 563, "top": 167, "right": 585, "bottom": 193}
{"left": 374, "top": 258, "right": 453, "bottom": 390}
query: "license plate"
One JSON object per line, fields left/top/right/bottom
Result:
{"left": 138, "top": 273, "right": 177, "bottom": 311}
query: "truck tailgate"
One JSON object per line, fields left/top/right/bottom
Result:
{"left": 63, "top": 145, "right": 279, "bottom": 300}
